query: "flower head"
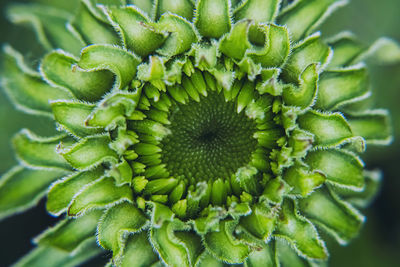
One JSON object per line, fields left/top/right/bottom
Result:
{"left": 0, "top": 0, "right": 397, "bottom": 266}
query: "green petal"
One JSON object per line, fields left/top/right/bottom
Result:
{"left": 47, "top": 167, "right": 104, "bottom": 216}
{"left": 35, "top": 210, "right": 103, "bottom": 252}
{"left": 281, "top": 33, "right": 331, "bottom": 83}
{"left": 156, "top": 0, "right": 194, "bottom": 21}
{"left": 282, "top": 63, "right": 318, "bottom": 109}
{"left": 156, "top": 13, "right": 198, "bottom": 57}
{"left": 278, "top": 0, "right": 347, "bottom": 42}
{"left": 7, "top": 4, "right": 84, "bottom": 55}
{"left": 305, "top": 149, "right": 364, "bottom": 190}
{"left": 105, "top": 6, "right": 166, "bottom": 57}
{"left": 78, "top": 44, "right": 141, "bottom": 90}
{"left": 195, "top": 0, "right": 231, "bottom": 39}
{"left": 1, "top": 45, "right": 74, "bottom": 117}
{"left": 51, "top": 100, "right": 103, "bottom": 137}
{"left": 120, "top": 232, "right": 158, "bottom": 267}
{"left": 13, "top": 239, "right": 102, "bottom": 267}
{"left": 129, "top": 0, "right": 154, "bottom": 17}
{"left": 333, "top": 170, "right": 381, "bottom": 208}
{"left": 204, "top": 220, "right": 250, "bottom": 264}
{"left": 315, "top": 65, "right": 369, "bottom": 110}
{"left": 71, "top": 1, "right": 120, "bottom": 45}
{"left": 13, "top": 129, "right": 72, "bottom": 170}
{"left": 298, "top": 110, "right": 353, "bottom": 147}
{"left": 81, "top": 0, "right": 127, "bottom": 23}
{"left": 68, "top": 177, "right": 133, "bottom": 216}
{"left": 275, "top": 239, "right": 311, "bottom": 267}
{"left": 245, "top": 241, "right": 278, "bottom": 267}
{"left": 326, "top": 32, "right": 365, "bottom": 68}
{"left": 219, "top": 20, "right": 253, "bottom": 60}
{"left": 299, "top": 187, "right": 365, "bottom": 244}
{"left": 283, "top": 164, "right": 326, "bottom": 197}
{"left": 360, "top": 37, "right": 400, "bottom": 65}
{"left": 0, "top": 166, "right": 68, "bottom": 220}
{"left": 86, "top": 90, "right": 141, "bottom": 130}
{"left": 347, "top": 110, "right": 392, "bottom": 145}
{"left": 61, "top": 135, "right": 118, "bottom": 170}
{"left": 274, "top": 199, "right": 328, "bottom": 260}
{"left": 234, "top": 0, "right": 281, "bottom": 23}
{"left": 98, "top": 202, "right": 147, "bottom": 258}
{"left": 247, "top": 24, "right": 290, "bottom": 68}
{"left": 239, "top": 203, "right": 276, "bottom": 241}
{"left": 41, "top": 50, "right": 114, "bottom": 102}
{"left": 150, "top": 221, "right": 203, "bottom": 267}
{"left": 107, "top": 159, "right": 134, "bottom": 186}
{"left": 148, "top": 202, "right": 174, "bottom": 228}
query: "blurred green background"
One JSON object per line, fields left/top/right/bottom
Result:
{"left": 0, "top": 0, "right": 399, "bottom": 266}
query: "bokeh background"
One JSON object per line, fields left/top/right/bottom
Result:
{"left": 0, "top": 0, "right": 399, "bottom": 266}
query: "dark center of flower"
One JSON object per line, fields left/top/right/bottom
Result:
{"left": 161, "top": 92, "right": 258, "bottom": 181}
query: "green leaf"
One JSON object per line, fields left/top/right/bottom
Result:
{"left": 98, "top": 202, "right": 147, "bottom": 258}
{"left": 68, "top": 177, "right": 133, "bottom": 216}
{"left": 247, "top": 24, "right": 290, "bottom": 68}
{"left": 47, "top": 167, "right": 104, "bottom": 216}
{"left": 150, "top": 221, "right": 203, "bottom": 267}
{"left": 156, "top": 0, "right": 194, "bottom": 21}
{"left": 13, "top": 238, "right": 102, "bottom": 267}
{"left": 13, "top": 129, "right": 72, "bottom": 170}
{"left": 36, "top": 210, "right": 103, "bottom": 252}
{"left": 315, "top": 65, "right": 369, "bottom": 110}
{"left": 157, "top": 13, "right": 198, "bottom": 57}
{"left": 1, "top": 45, "right": 74, "bottom": 117}
{"left": 51, "top": 100, "right": 103, "bottom": 137}
{"left": 298, "top": 110, "right": 353, "bottom": 147}
{"left": 282, "top": 63, "right": 318, "bottom": 109}
{"left": 78, "top": 44, "right": 141, "bottom": 90}
{"left": 305, "top": 149, "right": 364, "bottom": 190}
{"left": 195, "top": 0, "right": 231, "bottom": 39}
{"left": 299, "top": 187, "right": 365, "bottom": 244}
{"left": 0, "top": 166, "right": 68, "bottom": 220}
{"left": 281, "top": 33, "right": 331, "bottom": 83}
{"left": 104, "top": 6, "right": 166, "bottom": 57}
{"left": 120, "top": 232, "right": 158, "bottom": 267}
{"left": 61, "top": 135, "right": 118, "bottom": 170}
{"left": 278, "top": 0, "right": 347, "bottom": 42}
{"left": 71, "top": 1, "right": 120, "bottom": 45}
{"left": 347, "top": 110, "right": 392, "bottom": 145}
{"left": 274, "top": 199, "right": 328, "bottom": 260}
{"left": 204, "top": 220, "right": 250, "bottom": 264}
{"left": 7, "top": 4, "right": 84, "bottom": 55}
{"left": 234, "top": 0, "right": 281, "bottom": 23}
{"left": 41, "top": 50, "right": 114, "bottom": 102}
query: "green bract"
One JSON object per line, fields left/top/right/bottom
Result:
{"left": 0, "top": 0, "right": 398, "bottom": 266}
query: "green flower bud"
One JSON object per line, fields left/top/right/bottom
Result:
{"left": 1, "top": 0, "right": 399, "bottom": 266}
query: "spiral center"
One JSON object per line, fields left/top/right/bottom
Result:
{"left": 161, "top": 92, "right": 258, "bottom": 181}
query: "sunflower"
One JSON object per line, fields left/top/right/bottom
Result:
{"left": 0, "top": 0, "right": 396, "bottom": 266}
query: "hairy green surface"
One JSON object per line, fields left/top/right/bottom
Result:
{"left": 0, "top": 0, "right": 399, "bottom": 266}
